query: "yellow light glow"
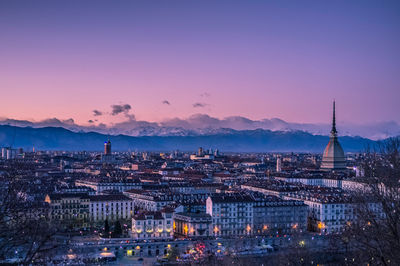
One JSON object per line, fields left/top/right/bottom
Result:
{"left": 173, "top": 221, "right": 176, "bottom": 230}
{"left": 317, "top": 222, "right": 325, "bottom": 229}
{"left": 127, "top": 250, "right": 133, "bottom": 256}
{"left": 136, "top": 229, "right": 142, "bottom": 233}
{"left": 167, "top": 244, "right": 171, "bottom": 249}
{"left": 246, "top": 225, "right": 251, "bottom": 232}
{"left": 299, "top": 240, "right": 305, "bottom": 247}
{"left": 136, "top": 246, "right": 140, "bottom": 250}
{"left": 184, "top": 224, "right": 188, "bottom": 234}
{"left": 103, "top": 247, "right": 107, "bottom": 252}
{"left": 158, "top": 228, "right": 163, "bottom": 233}
{"left": 213, "top": 226, "right": 219, "bottom": 233}
{"left": 292, "top": 224, "right": 298, "bottom": 229}
{"left": 263, "top": 225, "right": 268, "bottom": 230}
{"left": 100, "top": 252, "right": 113, "bottom": 257}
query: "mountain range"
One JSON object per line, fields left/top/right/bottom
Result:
{"left": 1, "top": 114, "right": 399, "bottom": 140}
{"left": 0, "top": 124, "right": 379, "bottom": 153}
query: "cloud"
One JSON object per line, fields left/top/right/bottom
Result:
{"left": 93, "top": 110, "right": 103, "bottom": 116}
{"left": 200, "top": 92, "right": 211, "bottom": 97}
{"left": 193, "top": 102, "right": 207, "bottom": 108}
{"left": 124, "top": 114, "right": 136, "bottom": 120}
{"left": 88, "top": 120, "right": 94, "bottom": 123}
{"left": 111, "top": 104, "right": 131, "bottom": 116}
{"left": 162, "top": 100, "right": 171, "bottom": 105}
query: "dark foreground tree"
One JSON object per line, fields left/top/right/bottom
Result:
{"left": 104, "top": 219, "right": 110, "bottom": 236}
{"left": 343, "top": 137, "right": 400, "bottom": 265}
{"left": 0, "top": 177, "right": 58, "bottom": 264}
{"left": 113, "top": 220, "right": 122, "bottom": 237}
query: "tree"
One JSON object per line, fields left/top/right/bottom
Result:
{"left": 0, "top": 177, "right": 58, "bottom": 263}
{"left": 342, "top": 137, "right": 400, "bottom": 265}
{"left": 104, "top": 219, "right": 110, "bottom": 237}
{"left": 166, "top": 247, "right": 179, "bottom": 261}
{"left": 113, "top": 220, "right": 122, "bottom": 237}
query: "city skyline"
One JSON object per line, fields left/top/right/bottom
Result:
{"left": 1, "top": 0, "right": 399, "bottom": 126}
{"left": 1, "top": 1, "right": 400, "bottom": 265}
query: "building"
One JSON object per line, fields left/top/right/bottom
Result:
{"left": 276, "top": 155, "right": 282, "bottom": 173}
{"left": 76, "top": 178, "right": 142, "bottom": 193}
{"left": 131, "top": 209, "right": 174, "bottom": 240}
{"left": 275, "top": 176, "right": 343, "bottom": 188}
{"left": 321, "top": 101, "right": 346, "bottom": 170}
{"left": 1, "top": 147, "right": 17, "bottom": 160}
{"left": 58, "top": 185, "right": 96, "bottom": 195}
{"left": 89, "top": 194, "right": 134, "bottom": 223}
{"left": 281, "top": 187, "right": 379, "bottom": 234}
{"left": 45, "top": 193, "right": 90, "bottom": 229}
{"left": 174, "top": 212, "right": 212, "bottom": 238}
{"left": 241, "top": 180, "right": 301, "bottom": 197}
{"left": 104, "top": 139, "right": 111, "bottom": 155}
{"left": 206, "top": 194, "right": 254, "bottom": 237}
{"left": 190, "top": 147, "right": 215, "bottom": 160}
{"left": 124, "top": 189, "right": 175, "bottom": 211}
{"left": 342, "top": 179, "right": 369, "bottom": 192}
{"left": 252, "top": 196, "right": 308, "bottom": 235}
{"left": 206, "top": 192, "right": 308, "bottom": 237}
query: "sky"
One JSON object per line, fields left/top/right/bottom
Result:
{"left": 0, "top": 0, "right": 399, "bottom": 127}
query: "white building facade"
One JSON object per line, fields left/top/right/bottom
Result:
{"left": 89, "top": 195, "right": 134, "bottom": 222}
{"left": 131, "top": 210, "right": 174, "bottom": 240}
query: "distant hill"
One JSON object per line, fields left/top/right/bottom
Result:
{"left": 0, "top": 125, "right": 377, "bottom": 153}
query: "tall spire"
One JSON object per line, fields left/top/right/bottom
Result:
{"left": 331, "top": 100, "right": 337, "bottom": 136}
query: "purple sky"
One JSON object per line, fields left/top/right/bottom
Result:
{"left": 0, "top": 0, "right": 399, "bottom": 126}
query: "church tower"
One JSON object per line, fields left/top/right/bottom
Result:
{"left": 321, "top": 101, "right": 346, "bottom": 170}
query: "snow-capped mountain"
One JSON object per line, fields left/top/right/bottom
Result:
{"left": 0, "top": 114, "right": 399, "bottom": 140}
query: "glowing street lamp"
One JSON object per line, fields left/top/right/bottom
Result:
{"left": 246, "top": 225, "right": 251, "bottom": 233}
{"left": 213, "top": 226, "right": 219, "bottom": 234}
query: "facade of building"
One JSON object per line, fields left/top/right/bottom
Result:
{"left": 124, "top": 190, "right": 175, "bottom": 211}
{"left": 76, "top": 179, "right": 142, "bottom": 193}
{"left": 206, "top": 194, "right": 254, "bottom": 237}
{"left": 45, "top": 193, "right": 90, "bottom": 229}
{"left": 174, "top": 212, "right": 212, "bottom": 238}
{"left": 253, "top": 198, "right": 308, "bottom": 235}
{"left": 275, "top": 176, "right": 343, "bottom": 188}
{"left": 89, "top": 195, "right": 134, "bottom": 222}
{"left": 131, "top": 209, "right": 174, "bottom": 240}
{"left": 283, "top": 189, "right": 382, "bottom": 234}
{"left": 206, "top": 193, "right": 308, "bottom": 237}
